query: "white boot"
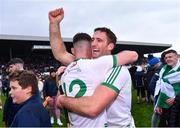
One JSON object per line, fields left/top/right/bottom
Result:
{"left": 57, "top": 118, "right": 63, "bottom": 126}
{"left": 50, "top": 117, "right": 54, "bottom": 124}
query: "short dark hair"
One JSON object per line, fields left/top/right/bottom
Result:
{"left": 164, "top": 49, "right": 178, "bottom": 55}
{"left": 94, "top": 27, "right": 117, "bottom": 45}
{"left": 161, "top": 49, "right": 178, "bottom": 64}
{"left": 49, "top": 68, "right": 56, "bottom": 74}
{"left": 73, "top": 33, "right": 92, "bottom": 45}
{"left": 161, "top": 51, "right": 166, "bottom": 64}
{"left": 9, "top": 70, "right": 38, "bottom": 95}
{"left": 8, "top": 58, "right": 24, "bottom": 67}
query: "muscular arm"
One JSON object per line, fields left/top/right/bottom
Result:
{"left": 116, "top": 50, "right": 138, "bottom": 65}
{"left": 57, "top": 51, "right": 137, "bottom": 117}
{"left": 49, "top": 8, "right": 75, "bottom": 66}
{"left": 58, "top": 85, "right": 117, "bottom": 117}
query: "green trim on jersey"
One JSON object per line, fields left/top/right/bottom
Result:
{"left": 100, "top": 66, "right": 122, "bottom": 94}
{"left": 112, "top": 55, "right": 117, "bottom": 67}
{"left": 106, "top": 66, "right": 121, "bottom": 85}
{"left": 101, "top": 82, "right": 120, "bottom": 94}
{"left": 63, "top": 83, "right": 67, "bottom": 96}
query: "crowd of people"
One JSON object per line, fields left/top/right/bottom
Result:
{"left": 129, "top": 50, "right": 180, "bottom": 127}
{"left": 0, "top": 7, "right": 179, "bottom": 127}
{"left": 0, "top": 58, "right": 62, "bottom": 127}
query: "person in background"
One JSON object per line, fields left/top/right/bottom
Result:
{"left": 0, "top": 77, "right": 2, "bottom": 110}
{"left": 1, "top": 76, "right": 10, "bottom": 97}
{"left": 43, "top": 68, "right": 63, "bottom": 126}
{"left": 36, "top": 73, "right": 44, "bottom": 98}
{"left": 135, "top": 65, "right": 145, "bottom": 103}
{"left": 148, "top": 57, "right": 164, "bottom": 127}
{"left": 155, "top": 49, "right": 180, "bottom": 127}
{"left": 148, "top": 57, "right": 163, "bottom": 100}
{"left": 9, "top": 70, "right": 51, "bottom": 127}
{"left": 3, "top": 58, "right": 24, "bottom": 126}
{"left": 129, "top": 64, "right": 137, "bottom": 89}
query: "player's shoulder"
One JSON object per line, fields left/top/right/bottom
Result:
{"left": 121, "top": 65, "right": 129, "bottom": 70}
{"left": 76, "top": 58, "right": 93, "bottom": 65}
{"left": 114, "top": 65, "right": 129, "bottom": 70}
{"left": 114, "top": 66, "right": 130, "bottom": 75}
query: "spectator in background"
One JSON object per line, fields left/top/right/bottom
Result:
{"left": 135, "top": 65, "right": 145, "bottom": 103}
{"left": 148, "top": 57, "right": 163, "bottom": 98}
{"left": 129, "top": 64, "right": 137, "bottom": 89}
{"left": 155, "top": 49, "right": 180, "bottom": 127}
{"left": 9, "top": 70, "right": 51, "bottom": 127}
{"left": 148, "top": 57, "right": 164, "bottom": 127}
{"left": 1, "top": 76, "right": 10, "bottom": 97}
{"left": 3, "top": 58, "right": 24, "bottom": 126}
{"left": 43, "top": 68, "right": 62, "bottom": 126}
{"left": 145, "top": 57, "right": 160, "bottom": 103}
{"left": 147, "top": 54, "right": 154, "bottom": 64}
{"left": 0, "top": 77, "right": 2, "bottom": 110}
{"left": 36, "top": 74, "right": 44, "bottom": 98}
{"left": 160, "top": 51, "right": 167, "bottom": 65}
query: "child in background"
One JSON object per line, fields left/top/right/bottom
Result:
{"left": 9, "top": 70, "right": 51, "bottom": 127}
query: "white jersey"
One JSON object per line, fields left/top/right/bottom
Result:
{"left": 61, "top": 55, "right": 117, "bottom": 128}
{"left": 101, "top": 66, "right": 135, "bottom": 127}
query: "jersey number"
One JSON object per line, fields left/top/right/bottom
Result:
{"left": 64, "top": 79, "right": 87, "bottom": 98}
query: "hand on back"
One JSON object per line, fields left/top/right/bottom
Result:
{"left": 56, "top": 66, "right": 66, "bottom": 76}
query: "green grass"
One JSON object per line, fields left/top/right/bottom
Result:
{"left": 52, "top": 108, "right": 68, "bottom": 127}
{"left": 0, "top": 89, "right": 154, "bottom": 127}
{"left": 131, "top": 89, "right": 154, "bottom": 127}
{"left": 0, "top": 95, "right": 5, "bottom": 127}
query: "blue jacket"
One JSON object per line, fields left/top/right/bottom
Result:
{"left": 3, "top": 96, "right": 23, "bottom": 126}
{"left": 149, "top": 64, "right": 163, "bottom": 96}
{"left": 10, "top": 94, "right": 51, "bottom": 127}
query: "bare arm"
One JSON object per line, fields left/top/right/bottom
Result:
{"left": 116, "top": 50, "right": 138, "bottom": 65}
{"left": 57, "top": 85, "right": 117, "bottom": 117}
{"left": 56, "top": 66, "right": 66, "bottom": 76}
{"left": 56, "top": 51, "right": 137, "bottom": 117}
{"left": 49, "top": 8, "right": 75, "bottom": 66}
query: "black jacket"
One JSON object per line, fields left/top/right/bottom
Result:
{"left": 43, "top": 77, "right": 58, "bottom": 97}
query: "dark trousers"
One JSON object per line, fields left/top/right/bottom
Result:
{"left": 136, "top": 86, "right": 145, "bottom": 97}
{"left": 158, "top": 108, "right": 171, "bottom": 127}
{"left": 169, "top": 93, "right": 180, "bottom": 127}
{"left": 159, "top": 94, "right": 180, "bottom": 127}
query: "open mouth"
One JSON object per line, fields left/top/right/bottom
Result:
{"left": 92, "top": 49, "right": 99, "bottom": 53}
